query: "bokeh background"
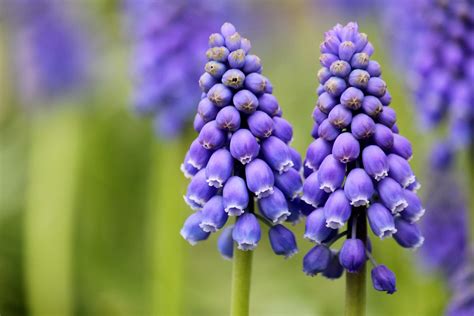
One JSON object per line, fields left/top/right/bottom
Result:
{"left": 0, "top": 0, "right": 472, "bottom": 315}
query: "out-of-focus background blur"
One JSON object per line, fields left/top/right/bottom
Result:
{"left": 0, "top": 0, "right": 472, "bottom": 315}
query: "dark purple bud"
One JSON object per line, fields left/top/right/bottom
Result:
{"left": 312, "top": 106, "right": 328, "bottom": 125}
{"left": 350, "top": 53, "right": 369, "bottom": 69}
{"left": 377, "top": 177, "right": 408, "bottom": 214}
{"left": 205, "top": 61, "right": 226, "bottom": 78}
{"left": 387, "top": 154, "right": 415, "bottom": 188}
{"left": 377, "top": 107, "right": 396, "bottom": 127}
{"left": 233, "top": 89, "right": 259, "bottom": 114}
{"left": 332, "top": 132, "right": 360, "bottom": 163}
{"left": 198, "top": 121, "right": 226, "bottom": 150}
{"left": 200, "top": 195, "right": 228, "bottom": 232}
{"left": 311, "top": 123, "right": 319, "bottom": 139}
{"left": 184, "top": 169, "right": 218, "bottom": 210}
{"left": 243, "top": 55, "right": 262, "bottom": 74}
{"left": 199, "top": 72, "right": 217, "bottom": 92}
{"left": 330, "top": 60, "right": 351, "bottom": 77}
{"left": 318, "top": 119, "right": 340, "bottom": 141}
{"left": 206, "top": 46, "right": 230, "bottom": 62}
{"left": 289, "top": 147, "right": 302, "bottom": 171}
{"left": 215, "top": 106, "right": 241, "bottom": 131}
{"left": 391, "top": 124, "right": 399, "bottom": 134}
{"left": 391, "top": 134, "right": 413, "bottom": 160}
{"left": 348, "top": 69, "right": 370, "bottom": 89}
{"left": 362, "top": 96, "right": 383, "bottom": 117}
{"left": 205, "top": 149, "right": 233, "bottom": 188}
{"left": 371, "top": 265, "right": 396, "bottom": 294}
{"left": 362, "top": 145, "right": 389, "bottom": 181}
{"left": 286, "top": 198, "right": 303, "bottom": 224}
{"left": 228, "top": 49, "right": 246, "bottom": 69}
{"left": 275, "top": 168, "right": 303, "bottom": 200}
{"left": 230, "top": 129, "right": 259, "bottom": 164}
{"left": 344, "top": 168, "right": 374, "bottom": 207}
{"left": 341, "top": 87, "right": 364, "bottom": 110}
{"left": 258, "top": 188, "right": 290, "bottom": 224}
{"left": 305, "top": 138, "right": 332, "bottom": 171}
{"left": 223, "top": 176, "right": 249, "bottom": 216}
{"left": 245, "top": 158, "right": 274, "bottom": 198}
{"left": 366, "top": 60, "right": 381, "bottom": 77}
{"left": 181, "top": 153, "right": 199, "bottom": 179}
{"left": 373, "top": 123, "right": 394, "bottom": 150}
{"left": 351, "top": 113, "right": 375, "bottom": 140}
{"left": 193, "top": 114, "right": 205, "bottom": 133}
{"left": 339, "top": 239, "right": 366, "bottom": 273}
{"left": 324, "top": 77, "right": 347, "bottom": 97}
{"left": 207, "top": 83, "right": 232, "bottom": 107}
{"left": 367, "top": 203, "right": 397, "bottom": 239}
{"left": 393, "top": 218, "right": 424, "bottom": 249}
{"left": 248, "top": 111, "right": 274, "bottom": 139}
{"left": 323, "top": 250, "right": 345, "bottom": 279}
{"left": 209, "top": 33, "right": 225, "bottom": 47}
{"left": 197, "top": 98, "right": 219, "bottom": 122}
{"left": 244, "top": 73, "right": 268, "bottom": 95}
{"left": 180, "top": 211, "right": 210, "bottom": 245}
{"left": 324, "top": 189, "right": 351, "bottom": 229}
{"left": 301, "top": 172, "right": 329, "bottom": 208}
{"left": 232, "top": 213, "right": 261, "bottom": 251}
{"left": 379, "top": 91, "right": 392, "bottom": 106}
{"left": 367, "top": 77, "right": 387, "bottom": 97}
{"left": 258, "top": 93, "right": 279, "bottom": 116}
{"left": 262, "top": 136, "right": 294, "bottom": 173}
{"left": 401, "top": 190, "right": 425, "bottom": 223}
{"left": 303, "top": 245, "right": 331, "bottom": 276}
{"left": 339, "top": 41, "right": 356, "bottom": 61}
{"left": 221, "top": 22, "right": 236, "bottom": 37}
{"left": 188, "top": 139, "right": 213, "bottom": 170}
{"left": 318, "top": 67, "right": 332, "bottom": 84}
{"left": 222, "top": 69, "right": 245, "bottom": 89}
{"left": 318, "top": 154, "right": 345, "bottom": 193}
{"left": 272, "top": 117, "right": 293, "bottom": 143}
{"left": 304, "top": 208, "right": 335, "bottom": 243}
{"left": 320, "top": 53, "right": 339, "bottom": 68}
{"left": 217, "top": 225, "right": 234, "bottom": 260}
{"left": 225, "top": 32, "right": 241, "bottom": 51}
{"left": 269, "top": 224, "right": 298, "bottom": 258}
{"left": 318, "top": 92, "right": 338, "bottom": 113}
{"left": 328, "top": 104, "right": 353, "bottom": 128}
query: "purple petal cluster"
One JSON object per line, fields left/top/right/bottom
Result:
{"left": 180, "top": 23, "right": 301, "bottom": 259}
{"left": 127, "top": 0, "right": 222, "bottom": 138}
{"left": 302, "top": 22, "right": 424, "bottom": 294}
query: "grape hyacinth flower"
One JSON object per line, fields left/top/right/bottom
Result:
{"left": 302, "top": 22, "right": 424, "bottom": 297}
{"left": 127, "top": 0, "right": 223, "bottom": 138}
{"left": 181, "top": 22, "right": 301, "bottom": 255}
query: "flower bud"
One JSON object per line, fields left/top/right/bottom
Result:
{"left": 188, "top": 139, "right": 213, "bottom": 170}
{"left": 206, "top": 46, "right": 230, "bottom": 62}
{"left": 373, "top": 123, "right": 394, "bottom": 150}
{"left": 318, "top": 119, "right": 340, "bottom": 141}
{"left": 301, "top": 172, "right": 329, "bottom": 208}
{"left": 339, "top": 239, "right": 366, "bottom": 273}
{"left": 371, "top": 265, "right": 396, "bottom": 294}
{"left": 198, "top": 121, "right": 226, "bottom": 150}
{"left": 303, "top": 245, "right": 331, "bottom": 276}
{"left": 244, "top": 73, "right": 268, "bottom": 95}
{"left": 318, "top": 67, "right": 332, "bottom": 84}
{"left": 344, "top": 168, "right": 374, "bottom": 206}
{"left": 393, "top": 218, "right": 424, "bottom": 249}
{"left": 332, "top": 132, "right": 360, "bottom": 163}
{"left": 205, "top": 149, "right": 233, "bottom": 188}
{"left": 324, "top": 189, "right": 351, "bottom": 229}
{"left": 205, "top": 61, "right": 226, "bottom": 78}
{"left": 243, "top": 55, "right": 262, "bottom": 74}
{"left": 362, "top": 145, "right": 388, "bottom": 181}
{"left": 245, "top": 158, "right": 274, "bottom": 198}
{"left": 207, "top": 83, "right": 232, "bottom": 107}
{"left": 305, "top": 138, "right": 332, "bottom": 171}
{"left": 401, "top": 190, "right": 425, "bottom": 223}
{"left": 377, "top": 177, "right": 408, "bottom": 214}
{"left": 225, "top": 32, "right": 241, "bottom": 51}
{"left": 339, "top": 41, "right": 356, "bottom": 61}
{"left": 366, "top": 60, "right": 381, "bottom": 77}
{"left": 324, "top": 77, "right": 347, "bottom": 97}
{"left": 341, "top": 87, "right": 364, "bottom": 110}
{"left": 391, "top": 134, "right": 413, "bottom": 160}
{"left": 200, "top": 195, "right": 228, "bottom": 232}
{"left": 261, "top": 136, "right": 294, "bottom": 174}
{"left": 233, "top": 89, "right": 259, "bottom": 113}
{"left": 367, "top": 203, "right": 397, "bottom": 239}
{"left": 258, "top": 93, "right": 279, "bottom": 116}
{"left": 232, "top": 213, "right": 261, "bottom": 251}
{"left": 199, "top": 72, "right": 217, "bottom": 92}
{"left": 367, "top": 77, "right": 387, "bottom": 97}
{"left": 351, "top": 113, "right": 375, "bottom": 139}
{"left": 354, "top": 32, "right": 368, "bottom": 52}
{"left": 320, "top": 35, "right": 340, "bottom": 55}
{"left": 318, "top": 92, "right": 338, "bottom": 114}
{"left": 248, "top": 111, "right": 274, "bottom": 138}
{"left": 362, "top": 95, "right": 383, "bottom": 117}
{"left": 181, "top": 153, "right": 199, "bottom": 179}
{"left": 184, "top": 169, "right": 218, "bottom": 210}
{"left": 193, "top": 114, "right": 205, "bottom": 132}
{"left": 348, "top": 69, "right": 370, "bottom": 89}
{"left": 228, "top": 49, "right": 246, "bottom": 69}
{"left": 274, "top": 168, "right": 303, "bottom": 200}
{"left": 304, "top": 208, "right": 335, "bottom": 243}
{"left": 197, "top": 98, "right": 219, "bottom": 122}
{"left": 379, "top": 91, "right": 392, "bottom": 106}
{"left": 361, "top": 42, "right": 374, "bottom": 56}
{"left": 209, "top": 33, "right": 225, "bottom": 47}
{"left": 222, "top": 69, "right": 245, "bottom": 89}
{"left": 320, "top": 53, "right": 339, "bottom": 68}
{"left": 217, "top": 225, "right": 234, "bottom": 260}
{"left": 269, "top": 224, "right": 298, "bottom": 258}
{"left": 230, "top": 129, "right": 259, "bottom": 164}
{"left": 272, "top": 117, "right": 293, "bottom": 143}
{"left": 289, "top": 147, "right": 302, "bottom": 171}
{"left": 215, "top": 105, "right": 241, "bottom": 131}
{"left": 180, "top": 211, "right": 210, "bottom": 245}
{"left": 312, "top": 106, "right": 328, "bottom": 125}
{"left": 378, "top": 107, "right": 396, "bottom": 127}
{"left": 311, "top": 123, "right": 319, "bottom": 138}
{"left": 318, "top": 155, "right": 346, "bottom": 193}
{"left": 328, "top": 104, "right": 353, "bottom": 128}
{"left": 323, "top": 250, "right": 345, "bottom": 279}
{"left": 350, "top": 52, "right": 369, "bottom": 69}
{"left": 330, "top": 60, "right": 351, "bottom": 77}
{"left": 221, "top": 22, "right": 236, "bottom": 37}
{"left": 223, "top": 176, "right": 249, "bottom": 216}
{"left": 387, "top": 154, "right": 415, "bottom": 188}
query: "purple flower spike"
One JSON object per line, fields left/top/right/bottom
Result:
{"left": 304, "top": 208, "right": 335, "bottom": 243}
{"left": 303, "top": 245, "right": 331, "bottom": 276}
{"left": 215, "top": 106, "right": 241, "bottom": 131}
{"left": 318, "top": 155, "right": 346, "bottom": 193}
{"left": 268, "top": 225, "right": 298, "bottom": 258}
{"left": 200, "top": 195, "right": 228, "bottom": 232}
{"left": 371, "top": 265, "right": 396, "bottom": 294}
{"left": 258, "top": 188, "right": 290, "bottom": 224}
{"left": 393, "top": 218, "right": 424, "bottom": 249}
{"left": 378, "top": 177, "right": 408, "bottom": 214}
{"left": 217, "top": 225, "right": 234, "bottom": 260}
{"left": 232, "top": 213, "right": 261, "bottom": 251}
{"left": 339, "top": 239, "right": 366, "bottom": 273}
{"left": 230, "top": 129, "right": 260, "bottom": 164}
{"left": 324, "top": 189, "right": 351, "bottom": 229}
{"left": 341, "top": 87, "right": 364, "bottom": 110}
{"left": 248, "top": 111, "right": 274, "bottom": 139}
{"left": 332, "top": 132, "right": 360, "bottom": 163}
{"left": 344, "top": 168, "right": 374, "bottom": 206}
{"left": 223, "top": 176, "right": 249, "bottom": 216}
{"left": 261, "top": 136, "right": 294, "bottom": 174}
{"left": 328, "top": 104, "right": 353, "bottom": 128}
{"left": 205, "top": 149, "right": 233, "bottom": 188}
{"left": 245, "top": 159, "right": 274, "bottom": 199}
{"left": 198, "top": 121, "right": 226, "bottom": 149}
{"left": 367, "top": 203, "right": 397, "bottom": 239}
{"left": 181, "top": 211, "right": 211, "bottom": 245}
{"left": 387, "top": 154, "right": 416, "bottom": 188}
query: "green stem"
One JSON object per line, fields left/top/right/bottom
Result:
{"left": 230, "top": 247, "right": 253, "bottom": 316}
{"left": 345, "top": 207, "right": 367, "bottom": 316}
